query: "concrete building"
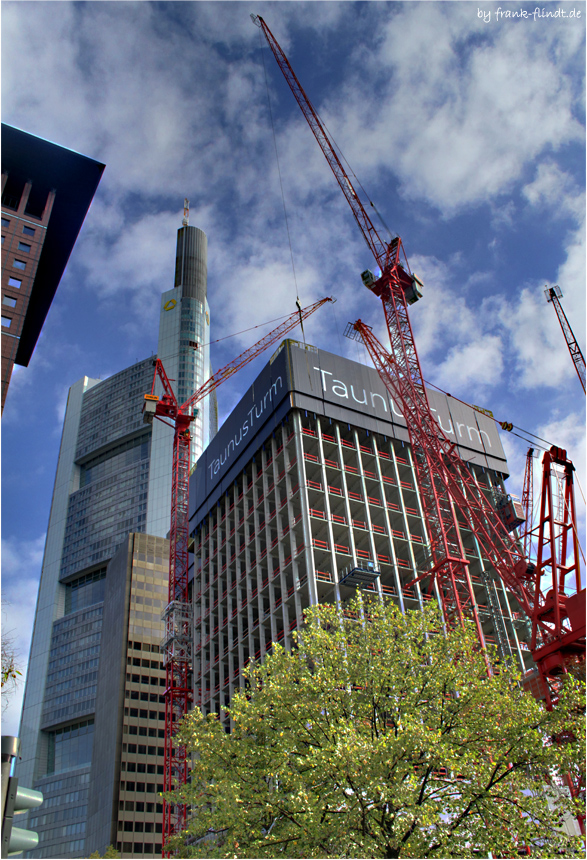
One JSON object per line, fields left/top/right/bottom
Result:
{"left": 1, "top": 124, "right": 104, "bottom": 413}
{"left": 189, "top": 339, "right": 533, "bottom": 720}
{"left": 16, "top": 222, "right": 216, "bottom": 859}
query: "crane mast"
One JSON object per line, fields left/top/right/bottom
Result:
{"left": 521, "top": 448, "right": 535, "bottom": 559}
{"left": 254, "top": 13, "right": 518, "bottom": 644}
{"left": 144, "top": 297, "right": 334, "bottom": 851}
{"left": 545, "top": 285, "right": 586, "bottom": 393}
{"left": 253, "top": 16, "right": 585, "bottom": 702}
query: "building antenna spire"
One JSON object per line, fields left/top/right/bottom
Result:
{"left": 182, "top": 198, "right": 189, "bottom": 227}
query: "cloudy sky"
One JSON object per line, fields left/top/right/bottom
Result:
{"left": 2, "top": 0, "right": 585, "bottom": 733}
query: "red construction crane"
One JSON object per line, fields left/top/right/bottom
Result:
{"left": 143, "top": 296, "right": 334, "bottom": 851}
{"left": 545, "top": 285, "right": 586, "bottom": 393}
{"left": 253, "top": 15, "right": 585, "bottom": 704}
{"left": 521, "top": 447, "right": 535, "bottom": 560}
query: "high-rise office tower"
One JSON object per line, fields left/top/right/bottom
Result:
{"left": 189, "top": 339, "right": 533, "bottom": 721}
{"left": 1, "top": 124, "right": 104, "bottom": 413}
{"left": 16, "top": 222, "right": 216, "bottom": 859}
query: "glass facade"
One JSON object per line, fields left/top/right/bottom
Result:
{"left": 18, "top": 224, "right": 216, "bottom": 858}
{"left": 30, "top": 771, "right": 91, "bottom": 859}
{"left": 59, "top": 361, "right": 154, "bottom": 580}
{"left": 41, "top": 606, "right": 103, "bottom": 727}
{"left": 75, "top": 360, "right": 154, "bottom": 459}
{"left": 64, "top": 570, "right": 106, "bottom": 615}
{"left": 47, "top": 720, "right": 95, "bottom": 774}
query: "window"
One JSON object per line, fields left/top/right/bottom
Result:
{"left": 1, "top": 317, "right": 12, "bottom": 328}
{"left": 7, "top": 278, "right": 21, "bottom": 288}
{"left": 22, "top": 225, "right": 35, "bottom": 237}
{"left": 46, "top": 720, "right": 94, "bottom": 774}
{"left": 17, "top": 242, "right": 31, "bottom": 252}
{"left": 1, "top": 218, "right": 9, "bottom": 228}
{"left": 3, "top": 297, "right": 16, "bottom": 308}
{"left": 13, "top": 260, "right": 26, "bottom": 270}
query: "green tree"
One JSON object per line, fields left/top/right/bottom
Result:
{"left": 88, "top": 845, "right": 120, "bottom": 858}
{"left": 168, "top": 597, "right": 585, "bottom": 858}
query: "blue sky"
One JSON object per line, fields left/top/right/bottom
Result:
{"left": 2, "top": 1, "right": 585, "bottom": 734}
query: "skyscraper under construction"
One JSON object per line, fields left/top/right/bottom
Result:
{"left": 189, "top": 339, "right": 534, "bottom": 724}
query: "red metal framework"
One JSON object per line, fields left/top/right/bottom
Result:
{"left": 254, "top": 16, "right": 585, "bottom": 700}
{"left": 145, "top": 296, "right": 334, "bottom": 853}
{"left": 529, "top": 446, "right": 585, "bottom": 708}
{"left": 545, "top": 285, "right": 586, "bottom": 393}
{"left": 521, "top": 448, "right": 535, "bottom": 559}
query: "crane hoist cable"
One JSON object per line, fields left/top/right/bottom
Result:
{"left": 257, "top": 21, "right": 301, "bottom": 327}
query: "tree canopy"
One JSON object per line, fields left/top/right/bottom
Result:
{"left": 167, "top": 596, "right": 585, "bottom": 858}
{"left": 89, "top": 845, "right": 120, "bottom": 859}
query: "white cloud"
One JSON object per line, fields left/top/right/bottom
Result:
{"left": 523, "top": 161, "right": 585, "bottom": 221}
{"left": 335, "top": 3, "right": 584, "bottom": 214}
{"left": 434, "top": 334, "right": 504, "bottom": 390}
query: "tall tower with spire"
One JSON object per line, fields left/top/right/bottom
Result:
{"left": 146, "top": 215, "right": 217, "bottom": 537}
{"left": 16, "top": 213, "right": 216, "bottom": 859}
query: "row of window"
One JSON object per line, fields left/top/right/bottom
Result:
{"left": 120, "top": 781, "right": 163, "bottom": 793}
{"left": 119, "top": 800, "right": 162, "bottom": 813}
{"left": 37, "top": 820, "right": 85, "bottom": 839}
{"left": 119, "top": 820, "right": 162, "bottom": 833}
{"left": 34, "top": 770, "right": 90, "bottom": 795}
{"left": 36, "top": 839, "right": 86, "bottom": 857}
{"left": 47, "top": 643, "right": 100, "bottom": 672}
{"left": 122, "top": 744, "right": 163, "bottom": 756}
{"left": 124, "top": 725, "right": 165, "bottom": 738}
{"left": 121, "top": 762, "right": 164, "bottom": 774}
{"left": 117, "top": 842, "right": 162, "bottom": 855}
{"left": 125, "top": 707, "right": 164, "bottom": 719}
{"left": 126, "top": 690, "right": 164, "bottom": 703}
{"left": 126, "top": 674, "right": 165, "bottom": 687}
{"left": 30, "top": 803, "right": 87, "bottom": 828}
{"left": 1, "top": 216, "right": 36, "bottom": 237}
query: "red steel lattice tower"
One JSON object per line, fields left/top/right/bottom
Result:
{"left": 521, "top": 447, "right": 535, "bottom": 560}
{"left": 253, "top": 15, "right": 585, "bottom": 700}
{"left": 144, "top": 296, "right": 334, "bottom": 853}
{"left": 545, "top": 285, "right": 586, "bottom": 393}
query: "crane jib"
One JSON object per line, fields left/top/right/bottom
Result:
{"left": 255, "top": 15, "right": 586, "bottom": 722}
